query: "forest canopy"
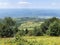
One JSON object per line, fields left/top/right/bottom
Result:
{"left": 0, "top": 17, "right": 60, "bottom": 37}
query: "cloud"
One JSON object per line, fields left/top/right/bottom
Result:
{"left": 0, "top": 1, "right": 32, "bottom": 8}
{"left": 17, "top": 1, "right": 32, "bottom": 7}
{"left": 0, "top": 1, "right": 60, "bottom": 9}
{"left": 0, "top": 2, "right": 8, "bottom": 6}
{"left": 0, "top": 2, "right": 10, "bottom": 8}
{"left": 18, "top": 1, "right": 32, "bottom": 5}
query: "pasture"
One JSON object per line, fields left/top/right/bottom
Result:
{"left": 0, "top": 36, "right": 60, "bottom": 45}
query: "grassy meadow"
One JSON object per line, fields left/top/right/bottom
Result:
{"left": 18, "top": 21, "right": 43, "bottom": 30}
{"left": 0, "top": 36, "right": 60, "bottom": 45}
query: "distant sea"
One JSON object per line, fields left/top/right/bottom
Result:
{"left": 0, "top": 9, "right": 60, "bottom": 18}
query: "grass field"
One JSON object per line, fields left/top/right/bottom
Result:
{"left": 18, "top": 21, "right": 43, "bottom": 30}
{"left": 0, "top": 38, "right": 16, "bottom": 45}
{"left": 0, "top": 36, "right": 60, "bottom": 45}
{"left": 23, "top": 36, "right": 60, "bottom": 45}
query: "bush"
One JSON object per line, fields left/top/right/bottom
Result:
{"left": 33, "top": 27, "right": 43, "bottom": 36}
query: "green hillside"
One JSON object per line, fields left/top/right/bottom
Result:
{"left": 18, "top": 21, "right": 43, "bottom": 30}
{"left": 14, "top": 17, "right": 45, "bottom": 26}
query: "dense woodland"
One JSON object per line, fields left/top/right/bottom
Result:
{"left": 0, "top": 17, "right": 60, "bottom": 37}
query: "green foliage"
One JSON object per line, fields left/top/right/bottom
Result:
{"left": 17, "top": 29, "right": 29, "bottom": 36}
{"left": 48, "top": 21, "right": 60, "bottom": 36}
{"left": 18, "top": 30, "right": 26, "bottom": 36}
{"left": 0, "top": 17, "right": 18, "bottom": 37}
{"left": 4, "top": 17, "right": 15, "bottom": 26}
{"left": 33, "top": 27, "right": 43, "bottom": 36}
{"left": 0, "top": 17, "right": 60, "bottom": 45}
{"left": 25, "top": 28, "right": 29, "bottom": 34}
{"left": 18, "top": 21, "right": 42, "bottom": 30}
{"left": 17, "top": 17, "right": 60, "bottom": 36}
{"left": 15, "top": 34, "right": 29, "bottom": 45}
{"left": 40, "top": 17, "right": 59, "bottom": 34}
{"left": 40, "top": 17, "right": 60, "bottom": 36}
{"left": 0, "top": 17, "right": 60, "bottom": 37}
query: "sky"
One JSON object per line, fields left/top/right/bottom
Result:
{"left": 0, "top": 0, "right": 60, "bottom": 9}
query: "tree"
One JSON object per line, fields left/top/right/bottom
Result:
{"left": 0, "top": 17, "right": 18, "bottom": 37}
{"left": 40, "top": 17, "right": 59, "bottom": 34}
{"left": 47, "top": 21, "right": 60, "bottom": 36}
{"left": 25, "top": 29, "right": 29, "bottom": 34}
{"left": 4, "top": 17, "right": 15, "bottom": 26}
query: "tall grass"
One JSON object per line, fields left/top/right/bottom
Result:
{"left": 0, "top": 36, "right": 60, "bottom": 45}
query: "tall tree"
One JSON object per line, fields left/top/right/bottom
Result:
{"left": 0, "top": 17, "right": 18, "bottom": 37}
{"left": 47, "top": 21, "right": 60, "bottom": 36}
{"left": 40, "top": 17, "right": 59, "bottom": 34}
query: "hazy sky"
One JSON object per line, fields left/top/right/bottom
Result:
{"left": 0, "top": 0, "right": 60, "bottom": 9}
